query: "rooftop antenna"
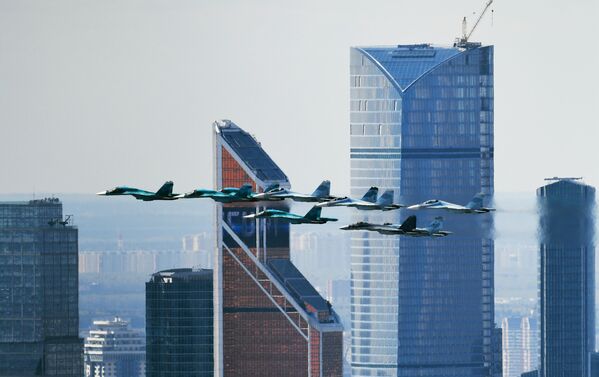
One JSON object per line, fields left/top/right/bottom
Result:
{"left": 455, "top": 0, "right": 494, "bottom": 48}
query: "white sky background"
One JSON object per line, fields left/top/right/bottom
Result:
{"left": 0, "top": 0, "right": 597, "bottom": 195}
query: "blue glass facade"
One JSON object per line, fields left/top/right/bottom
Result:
{"left": 350, "top": 44, "right": 494, "bottom": 377}
{"left": 0, "top": 198, "right": 82, "bottom": 377}
{"left": 537, "top": 179, "right": 595, "bottom": 377}
{"left": 146, "top": 268, "right": 214, "bottom": 377}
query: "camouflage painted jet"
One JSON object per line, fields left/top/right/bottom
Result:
{"left": 179, "top": 183, "right": 257, "bottom": 203}
{"left": 317, "top": 187, "right": 401, "bottom": 211}
{"left": 340, "top": 215, "right": 451, "bottom": 237}
{"left": 243, "top": 206, "right": 337, "bottom": 224}
{"left": 407, "top": 193, "right": 494, "bottom": 214}
{"left": 252, "top": 180, "right": 335, "bottom": 203}
{"left": 96, "top": 181, "right": 180, "bottom": 201}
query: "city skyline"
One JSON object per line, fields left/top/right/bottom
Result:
{"left": 1, "top": 0, "right": 597, "bottom": 195}
{"left": 1, "top": 2, "right": 598, "bottom": 377}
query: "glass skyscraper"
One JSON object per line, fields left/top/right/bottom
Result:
{"left": 537, "top": 178, "right": 595, "bottom": 377}
{"left": 349, "top": 44, "right": 494, "bottom": 377}
{"left": 146, "top": 268, "right": 213, "bottom": 377}
{"left": 0, "top": 198, "right": 82, "bottom": 377}
{"left": 213, "top": 120, "right": 343, "bottom": 377}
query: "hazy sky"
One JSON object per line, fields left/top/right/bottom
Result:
{"left": 1, "top": 0, "right": 597, "bottom": 195}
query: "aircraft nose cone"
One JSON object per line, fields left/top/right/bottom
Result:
{"left": 96, "top": 191, "right": 107, "bottom": 196}
{"left": 407, "top": 205, "right": 419, "bottom": 210}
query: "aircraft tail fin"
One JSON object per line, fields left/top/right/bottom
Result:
{"left": 376, "top": 190, "right": 394, "bottom": 206}
{"left": 156, "top": 181, "right": 174, "bottom": 196}
{"left": 238, "top": 184, "right": 254, "bottom": 197}
{"left": 399, "top": 215, "right": 417, "bottom": 231}
{"left": 263, "top": 183, "right": 279, "bottom": 193}
{"left": 465, "top": 193, "right": 485, "bottom": 210}
{"left": 311, "top": 180, "right": 331, "bottom": 198}
{"left": 361, "top": 187, "right": 379, "bottom": 203}
{"left": 428, "top": 216, "right": 444, "bottom": 233}
{"left": 304, "top": 206, "right": 322, "bottom": 221}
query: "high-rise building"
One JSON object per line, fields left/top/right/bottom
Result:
{"left": 521, "top": 317, "right": 538, "bottom": 374}
{"left": 0, "top": 198, "right": 82, "bottom": 376}
{"left": 83, "top": 317, "right": 145, "bottom": 377}
{"left": 502, "top": 317, "right": 523, "bottom": 376}
{"left": 145, "top": 268, "right": 213, "bottom": 377}
{"left": 213, "top": 120, "right": 343, "bottom": 377}
{"left": 502, "top": 317, "right": 539, "bottom": 377}
{"left": 349, "top": 43, "right": 494, "bottom": 377}
{"left": 537, "top": 178, "right": 595, "bottom": 377}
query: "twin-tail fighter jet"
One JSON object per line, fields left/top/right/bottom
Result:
{"left": 252, "top": 180, "right": 335, "bottom": 203}
{"left": 317, "top": 187, "right": 401, "bottom": 211}
{"left": 407, "top": 193, "right": 495, "bottom": 214}
{"left": 243, "top": 206, "right": 337, "bottom": 225}
{"left": 96, "top": 181, "right": 180, "bottom": 201}
{"left": 179, "top": 183, "right": 261, "bottom": 203}
{"left": 340, "top": 215, "right": 451, "bottom": 237}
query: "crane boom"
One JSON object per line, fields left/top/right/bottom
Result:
{"left": 454, "top": 0, "right": 493, "bottom": 48}
{"left": 467, "top": 0, "right": 493, "bottom": 40}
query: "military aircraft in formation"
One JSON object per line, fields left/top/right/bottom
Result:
{"left": 96, "top": 181, "right": 180, "bottom": 201}
{"left": 97, "top": 181, "right": 492, "bottom": 234}
{"left": 407, "top": 193, "right": 495, "bottom": 214}
{"left": 341, "top": 215, "right": 451, "bottom": 237}
{"left": 244, "top": 206, "right": 337, "bottom": 225}
{"left": 317, "top": 187, "right": 402, "bottom": 211}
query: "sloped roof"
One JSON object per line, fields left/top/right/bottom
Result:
{"left": 267, "top": 258, "right": 331, "bottom": 314}
{"left": 215, "top": 120, "right": 289, "bottom": 183}
{"left": 357, "top": 44, "right": 462, "bottom": 92}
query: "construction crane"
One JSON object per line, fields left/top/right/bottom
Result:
{"left": 454, "top": 0, "right": 493, "bottom": 48}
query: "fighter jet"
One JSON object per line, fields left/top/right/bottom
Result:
{"left": 179, "top": 183, "right": 257, "bottom": 203}
{"left": 252, "top": 180, "right": 335, "bottom": 203}
{"left": 407, "top": 193, "right": 495, "bottom": 214}
{"left": 243, "top": 206, "right": 337, "bottom": 225}
{"left": 340, "top": 218, "right": 413, "bottom": 235}
{"left": 317, "top": 187, "right": 401, "bottom": 211}
{"left": 340, "top": 215, "right": 451, "bottom": 237}
{"left": 96, "top": 181, "right": 180, "bottom": 201}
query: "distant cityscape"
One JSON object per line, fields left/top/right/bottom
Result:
{"left": 1, "top": 20, "right": 598, "bottom": 377}
{"left": 1, "top": 185, "right": 596, "bottom": 376}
